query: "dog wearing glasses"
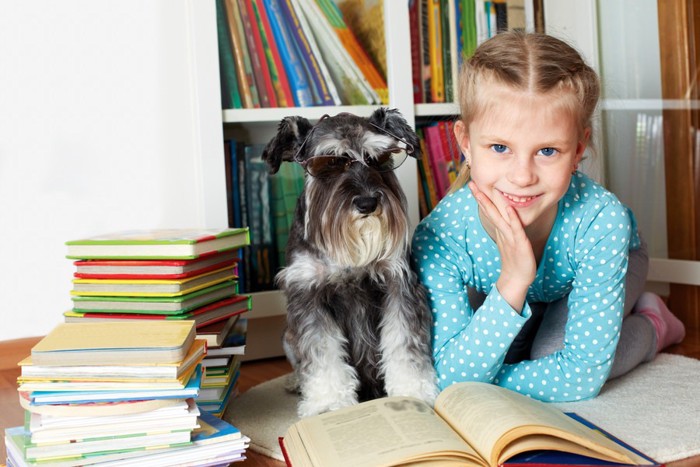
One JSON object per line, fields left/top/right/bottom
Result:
{"left": 262, "top": 108, "right": 438, "bottom": 417}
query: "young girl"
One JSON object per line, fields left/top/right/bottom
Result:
{"left": 411, "top": 31, "right": 685, "bottom": 402}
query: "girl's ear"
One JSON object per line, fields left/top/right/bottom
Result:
{"left": 574, "top": 127, "right": 591, "bottom": 166}
{"left": 453, "top": 120, "right": 471, "bottom": 162}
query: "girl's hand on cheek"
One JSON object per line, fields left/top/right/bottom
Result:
{"left": 468, "top": 181, "right": 536, "bottom": 312}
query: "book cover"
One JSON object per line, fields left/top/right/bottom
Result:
{"left": 298, "top": 0, "right": 375, "bottom": 105}
{"left": 251, "top": 0, "right": 294, "bottom": 107}
{"left": 224, "top": 0, "right": 260, "bottom": 108}
{"left": 19, "top": 393, "right": 188, "bottom": 418}
{"left": 23, "top": 365, "right": 202, "bottom": 406}
{"left": 31, "top": 321, "right": 196, "bottom": 366}
{"left": 66, "top": 294, "right": 249, "bottom": 328}
{"left": 318, "top": 0, "right": 387, "bottom": 104}
{"left": 279, "top": 0, "right": 336, "bottom": 105}
{"left": 73, "top": 250, "right": 239, "bottom": 279}
{"left": 70, "top": 280, "right": 237, "bottom": 314}
{"left": 70, "top": 266, "right": 236, "bottom": 297}
{"left": 19, "top": 339, "right": 206, "bottom": 382}
{"left": 215, "top": 0, "right": 243, "bottom": 109}
{"left": 196, "top": 314, "right": 241, "bottom": 347}
{"left": 239, "top": 0, "right": 277, "bottom": 108}
{"left": 65, "top": 227, "right": 250, "bottom": 260}
{"left": 262, "top": 0, "right": 314, "bottom": 107}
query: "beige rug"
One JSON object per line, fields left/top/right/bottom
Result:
{"left": 223, "top": 353, "right": 700, "bottom": 464}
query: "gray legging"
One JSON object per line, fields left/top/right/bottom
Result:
{"left": 468, "top": 238, "right": 655, "bottom": 380}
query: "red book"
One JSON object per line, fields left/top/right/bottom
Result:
{"left": 73, "top": 250, "right": 239, "bottom": 280}
{"left": 254, "top": 1, "right": 295, "bottom": 107}
{"left": 240, "top": 0, "right": 278, "bottom": 107}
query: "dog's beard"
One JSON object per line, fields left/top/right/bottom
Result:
{"left": 305, "top": 180, "right": 408, "bottom": 269}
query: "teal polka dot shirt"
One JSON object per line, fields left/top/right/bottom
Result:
{"left": 411, "top": 172, "right": 641, "bottom": 402}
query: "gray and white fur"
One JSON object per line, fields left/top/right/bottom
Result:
{"left": 262, "top": 108, "right": 438, "bottom": 417}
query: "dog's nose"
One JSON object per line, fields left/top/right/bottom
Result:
{"left": 353, "top": 196, "right": 379, "bottom": 214}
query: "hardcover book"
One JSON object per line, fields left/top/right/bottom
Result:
{"left": 70, "top": 280, "right": 237, "bottom": 314}
{"left": 70, "top": 266, "right": 236, "bottom": 297}
{"left": 72, "top": 250, "right": 239, "bottom": 279}
{"left": 65, "top": 227, "right": 250, "bottom": 260}
{"left": 30, "top": 321, "right": 196, "bottom": 366}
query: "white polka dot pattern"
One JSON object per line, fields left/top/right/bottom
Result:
{"left": 411, "top": 172, "right": 639, "bottom": 402}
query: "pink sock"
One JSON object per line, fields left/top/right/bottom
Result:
{"left": 634, "top": 292, "right": 686, "bottom": 353}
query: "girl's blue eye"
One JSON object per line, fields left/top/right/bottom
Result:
{"left": 538, "top": 147, "right": 558, "bottom": 157}
{"left": 491, "top": 144, "right": 508, "bottom": 154}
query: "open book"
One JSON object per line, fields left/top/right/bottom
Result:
{"left": 280, "top": 382, "right": 658, "bottom": 467}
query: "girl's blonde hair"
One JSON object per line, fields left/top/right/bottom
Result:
{"left": 449, "top": 31, "right": 600, "bottom": 193}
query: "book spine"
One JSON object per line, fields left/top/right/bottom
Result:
{"left": 238, "top": 0, "right": 276, "bottom": 108}
{"left": 253, "top": 1, "right": 295, "bottom": 107}
{"left": 215, "top": 0, "right": 243, "bottom": 109}
{"left": 320, "top": 0, "right": 386, "bottom": 104}
{"left": 420, "top": 0, "right": 432, "bottom": 103}
{"left": 224, "top": 0, "right": 260, "bottom": 108}
{"left": 290, "top": 0, "right": 342, "bottom": 105}
{"left": 262, "top": 0, "right": 314, "bottom": 107}
{"left": 442, "top": 0, "right": 455, "bottom": 102}
{"left": 417, "top": 128, "right": 439, "bottom": 209}
{"left": 301, "top": 0, "right": 374, "bottom": 105}
{"left": 427, "top": 0, "right": 444, "bottom": 103}
{"left": 279, "top": 0, "right": 335, "bottom": 106}
{"left": 424, "top": 124, "right": 450, "bottom": 199}
{"left": 409, "top": 0, "right": 424, "bottom": 104}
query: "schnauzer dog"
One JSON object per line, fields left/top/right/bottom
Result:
{"left": 262, "top": 108, "right": 438, "bottom": 418}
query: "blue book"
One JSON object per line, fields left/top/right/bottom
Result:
{"left": 262, "top": 0, "right": 314, "bottom": 107}
{"left": 191, "top": 410, "right": 243, "bottom": 443}
{"left": 278, "top": 0, "right": 335, "bottom": 106}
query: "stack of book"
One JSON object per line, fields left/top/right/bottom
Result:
{"left": 6, "top": 321, "right": 250, "bottom": 466}
{"left": 63, "top": 228, "right": 252, "bottom": 417}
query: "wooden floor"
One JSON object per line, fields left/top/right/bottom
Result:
{"left": 1, "top": 331, "right": 699, "bottom": 467}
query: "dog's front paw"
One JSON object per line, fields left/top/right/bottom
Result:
{"left": 284, "top": 373, "right": 301, "bottom": 395}
{"left": 386, "top": 370, "right": 439, "bottom": 406}
{"left": 298, "top": 391, "right": 357, "bottom": 418}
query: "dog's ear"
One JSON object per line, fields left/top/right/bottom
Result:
{"left": 368, "top": 107, "right": 421, "bottom": 159}
{"left": 262, "top": 116, "right": 313, "bottom": 174}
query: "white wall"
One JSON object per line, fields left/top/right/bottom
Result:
{"left": 0, "top": 1, "right": 227, "bottom": 341}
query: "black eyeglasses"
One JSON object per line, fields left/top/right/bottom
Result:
{"left": 293, "top": 114, "right": 414, "bottom": 178}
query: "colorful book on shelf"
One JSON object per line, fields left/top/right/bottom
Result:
{"left": 202, "top": 356, "right": 241, "bottom": 386}
{"left": 65, "top": 227, "right": 250, "bottom": 260}
{"left": 297, "top": 0, "right": 376, "bottom": 105}
{"left": 238, "top": 0, "right": 277, "bottom": 108}
{"left": 215, "top": 0, "right": 243, "bottom": 109}
{"left": 244, "top": 144, "right": 278, "bottom": 292}
{"left": 262, "top": 0, "right": 315, "bottom": 107}
{"left": 22, "top": 365, "right": 202, "bottom": 406}
{"left": 18, "top": 339, "right": 206, "bottom": 382}
{"left": 461, "top": 0, "right": 477, "bottom": 59}
{"left": 416, "top": 127, "right": 439, "bottom": 210}
{"left": 72, "top": 250, "right": 239, "bottom": 279}
{"left": 30, "top": 321, "right": 196, "bottom": 366}
{"left": 409, "top": 0, "right": 425, "bottom": 104}
{"left": 279, "top": 0, "right": 336, "bottom": 106}
{"left": 317, "top": 0, "right": 388, "bottom": 104}
{"left": 70, "top": 266, "right": 236, "bottom": 298}
{"left": 423, "top": 123, "right": 451, "bottom": 199}
{"left": 251, "top": 0, "right": 294, "bottom": 107}
{"left": 70, "top": 280, "right": 237, "bottom": 314}
{"left": 67, "top": 295, "right": 250, "bottom": 329}
{"left": 420, "top": 0, "right": 432, "bottom": 102}
{"left": 223, "top": 0, "right": 260, "bottom": 108}
{"left": 427, "top": 0, "right": 445, "bottom": 103}
{"left": 442, "top": 0, "right": 455, "bottom": 102}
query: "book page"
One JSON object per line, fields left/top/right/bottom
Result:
{"left": 283, "top": 396, "right": 486, "bottom": 467}
{"left": 434, "top": 382, "right": 645, "bottom": 467}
